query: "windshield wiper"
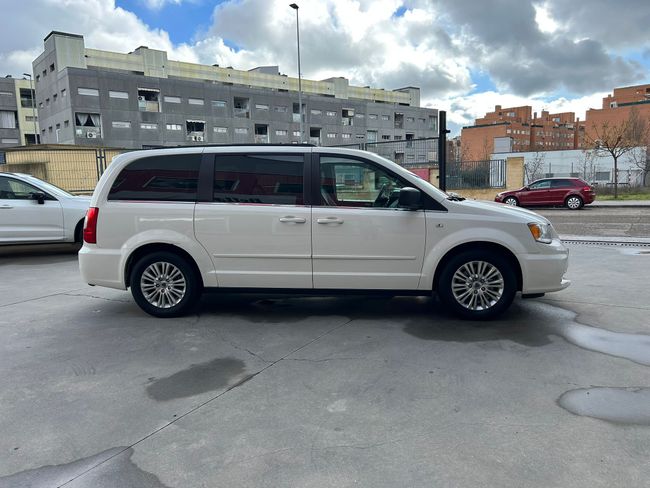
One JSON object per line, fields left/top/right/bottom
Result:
{"left": 446, "top": 192, "right": 466, "bottom": 201}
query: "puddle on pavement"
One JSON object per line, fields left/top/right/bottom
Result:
{"left": 0, "top": 447, "right": 169, "bottom": 488}
{"left": 620, "top": 248, "right": 650, "bottom": 256}
{"left": 558, "top": 387, "right": 650, "bottom": 425}
{"left": 146, "top": 357, "right": 246, "bottom": 401}
{"left": 404, "top": 301, "right": 650, "bottom": 366}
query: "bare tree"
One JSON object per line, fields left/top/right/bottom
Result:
{"left": 479, "top": 135, "right": 491, "bottom": 161}
{"left": 628, "top": 121, "right": 650, "bottom": 186}
{"left": 584, "top": 108, "right": 648, "bottom": 198}
{"left": 576, "top": 149, "right": 598, "bottom": 183}
{"left": 524, "top": 151, "right": 545, "bottom": 184}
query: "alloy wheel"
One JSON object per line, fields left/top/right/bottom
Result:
{"left": 140, "top": 261, "right": 187, "bottom": 309}
{"left": 451, "top": 260, "right": 504, "bottom": 311}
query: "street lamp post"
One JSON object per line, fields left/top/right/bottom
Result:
{"left": 22, "top": 73, "right": 37, "bottom": 144}
{"left": 289, "top": 3, "right": 304, "bottom": 144}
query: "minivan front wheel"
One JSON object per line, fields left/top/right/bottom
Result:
{"left": 437, "top": 250, "right": 516, "bottom": 320}
{"left": 130, "top": 251, "right": 200, "bottom": 317}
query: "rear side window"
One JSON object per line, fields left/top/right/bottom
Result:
{"left": 108, "top": 154, "right": 201, "bottom": 201}
{"left": 213, "top": 154, "right": 304, "bottom": 205}
{"left": 551, "top": 180, "right": 574, "bottom": 188}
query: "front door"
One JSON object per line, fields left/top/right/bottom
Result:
{"left": 194, "top": 153, "right": 312, "bottom": 288}
{"left": 522, "top": 179, "right": 551, "bottom": 205}
{"left": 312, "top": 154, "right": 426, "bottom": 290}
{"left": 0, "top": 175, "right": 64, "bottom": 243}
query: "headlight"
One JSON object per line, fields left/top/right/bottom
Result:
{"left": 528, "top": 222, "right": 553, "bottom": 244}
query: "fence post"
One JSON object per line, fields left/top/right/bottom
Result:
{"left": 437, "top": 111, "right": 450, "bottom": 191}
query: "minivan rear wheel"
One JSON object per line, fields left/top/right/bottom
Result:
{"left": 130, "top": 251, "right": 200, "bottom": 317}
{"left": 437, "top": 250, "right": 516, "bottom": 320}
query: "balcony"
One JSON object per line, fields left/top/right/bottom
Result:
{"left": 254, "top": 134, "right": 270, "bottom": 143}
{"left": 138, "top": 100, "right": 160, "bottom": 112}
{"left": 309, "top": 137, "right": 321, "bottom": 145}
{"left": 234, "top": 108, "right": 250, "bottom": 118}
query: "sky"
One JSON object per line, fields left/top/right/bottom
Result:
{"left": 1, "top": 0, "right": 649, "bottom": 135}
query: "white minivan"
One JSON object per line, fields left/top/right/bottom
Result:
{"left": 79, "top": 145, "right": 569, "bottom": 319}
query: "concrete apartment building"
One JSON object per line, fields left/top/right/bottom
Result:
{"left": 32, "top": 32, "right": 438, "bottom": 149}
{"left": 0, "top": 77, "right": 39, "bottom": 148}
{"left": 461, "top": 105, "right": 583, "bottom": 161}
{"left": 585, "top": 83, "right": 650, "bottom": 141}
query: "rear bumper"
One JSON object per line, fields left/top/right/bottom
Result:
{"left": 518, "top": 239, "right": 570, "bottom": 294}
{"left": 78, "top": 245, "right": 127, "bottom": 290}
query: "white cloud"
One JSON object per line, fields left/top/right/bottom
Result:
{"left": 534, "top": 2, "right": 559, "bottom": 34}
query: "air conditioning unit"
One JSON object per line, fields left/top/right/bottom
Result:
{"left": 194, "top": 135, "right": 204, "bottom": 142}
{"left": 138, "top": 96, "right": 145, "bottom": 101}
{"left": 86, "top": 132, "right": 97, "bottom": 138}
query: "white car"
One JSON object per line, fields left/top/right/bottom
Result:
{"left": 0, "top": 172, "right": 90, "bottom": 245}
{"left": 79, "top": 146, "right": 569, "bottom": 320}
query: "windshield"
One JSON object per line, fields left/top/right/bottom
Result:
{"left": 22, "top": 175, "right": 75, "bottom": 198}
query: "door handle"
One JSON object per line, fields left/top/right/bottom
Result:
{"left": 317, "top": 217, "right": 344, "bottom": 224}
{"left": 279, "top": 216, "right": 306, "bottom": 224}
{"left": 0, "top": 204, "right": 12, "bottom": 209}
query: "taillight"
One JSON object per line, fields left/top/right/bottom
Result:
{"left": 582, "top": 186, "right": 592, "bottom": 192}
{"left": 83, "top": 207, "right": 99, "bottom": 244}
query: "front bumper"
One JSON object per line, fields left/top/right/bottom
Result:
{"left": 518, "top": 238, "right": 570, "bottom": 294}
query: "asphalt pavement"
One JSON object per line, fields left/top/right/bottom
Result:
{"left": 538, "top": 206, "right": 650, "bottom": 239}
{"left": 1, "top": 229, "right": 649, "bottom": 487}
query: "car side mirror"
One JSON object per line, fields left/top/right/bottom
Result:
{"left": 31, "top": 192, "right": 45, "bottom": 204}
{"left": 398, "top": 187, "right": 421, "bottom": 210}
{"left": 523, "top": 186, "right": 530, "bottom": 191}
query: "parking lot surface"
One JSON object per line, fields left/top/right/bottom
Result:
{"left": 1, "top": 241, "right": 649, "bottom": 487}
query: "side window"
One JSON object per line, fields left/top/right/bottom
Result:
{"left": 529, "top": 180, "right": 551, "bottom": 190}
{"left": 320, "top": 156, "right": 406, "bottom": 208}
{"left": 108, "top": 154, "right": 201, "bottom": 201}
{"left": 551, "top": 180, "right": 573, "bottom": 188}
{"left": 0, "top": 177, "right": 45, "bottom": 200}
{"left": 213, "top": 154, "right": 304, "bottom": 205}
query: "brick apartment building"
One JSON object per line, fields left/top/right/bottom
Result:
{"left": 585, "top": 83, "right": 650, "bottom": 141}
{"left": 461, "top": 105, "right": 583, "bottom": 161}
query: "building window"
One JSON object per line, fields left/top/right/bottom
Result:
{"left": 1, "top": 138, "right": 19, "bottom": 144}
{"left": 342, "top": 108, "right": 354, "bottom": 126}
{"left": 109, "top": 91, "right": 129, "bottom": 99}
{"left": 53, "top": 93, "right": 58, "bottom": 102}
{"left": 64, "top": 120, "right": 69, "bottom": 127}
{"left": 164, "top": 96, "right": 181, "bottom": 104}
{"left": 35, "top": 75, "right": 40, "bottom": 83}
{"left": 38, "top": 102, "right": 43, "bottom": 109}
{"left": 186, "top": 120, "right": 205, "bottom": 141}
{"left": 75, "top": 113, "right": 102, "bottom": 138}
{"left": 212, "top": 100, "right": 226, "bottom": 108}
{"left": 394, "top": 112, "right": 404, "bottom": 129}
{"left": 234, "top": 127, "right": 248, "bottom": 134}
{"left": 0, "top": 91, "right": 13, "bottom": 98}
{"left": 429, "top": 115, "right": 437, "bottom": 132}
{"left": 0, "top": 111, "right": 17, "bottom": 130}
{"left": 341, "top": 133, "right": 351, "bottom": 139}
{"left": 188, "top": 98, "right": 204, "bottom": 106}
{"left": 42, "top": 70, "right": 47, "bottom": 77}
{"left": 166, "top": 124, "right": 182, "bottom": 131}
{"left": 274, "top": 106, "right": 288, "bottom": 113}
{"left": 49, "top": 63, "right": 55, "bottom": 72}
{"left": 327, "top": 132, "right": 336, "bottom": 138}
{"left": 112, "top": 121, "right": 131, "bottom": 129}
{"left": 45, "top": 98, "right": 50, "bottom": 106}
{"left": 406, "top": 117, "right": 414, "bottom": 123}
{"left": 25, "top": 115, "right": 37, "bottom": 122}
{"left": 418, "top": 118, "right": 426, "bottom": 124}
{"left": 234, "top": 97, "right": 250, "bottom": 118}
{"left": 255, "top": 103, "right": 270, "bottom": 111}
{"left": 48, "top": 126, "right": 52, "bottom": 133}
{"left": 326, "top": 111, "right": 337, "bottom": 117}
{"left": 140, "top": 123, "right": 158, "bottom": 130}
{"left": 355, "top": 134, "right": 365, "bottom": 139}
{"left": 138, "top": 88, "right": 160, "bottom": 112}
{"left": 381, "top": 135, "right": 390, "bottom": 140}
{"left": 381, "top": 115, "right": 390, "bottom": 121}
{"left": 355, "top": 113, "right": 365, "bottom": 119}
{"left": 368, "top": 114, "right": 378, "bottom": 120}
{"left": 311, "top": 109, "right": 322, "bottom": 115}
{"left": 61, "top": 89, "right": 66, "bottom": 98}
{"left": 292, "top": 130, "right": 301, "bottom": 137}
{"left": 213, "top": 127, "right": 228, "bottom": 133}
{"left": 275, "top": 129, "right": 288, "bottom": 136}
{"left": 78, "top": 87, "right": 99, "bottom": 96}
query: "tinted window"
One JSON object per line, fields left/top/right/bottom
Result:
{"left": 529, "top": 180, "right": 551, "bottom": 190}
{"left": 320, "top": 156, "right": 407, "bottom": 208}
{"left": 213, "top": 154, "right": 304, "bottom": 205}
{"left": 0, "top": 176, "right": 51, "bottom": 200}
{"left": 551, "top": 179, "right": 574, "bottom": 188}
{"left": 108, "top": 154, "right": 201, "bottom": 201}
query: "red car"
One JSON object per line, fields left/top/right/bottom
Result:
{"left": 495, "top": 178, "right": 596, "bottom": 210}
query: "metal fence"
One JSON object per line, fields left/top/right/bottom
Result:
{"left": 445, "top": 159, "right": 506, "bottom": 189}
{"left": 328, "top": 137, "right": 439, "bottom": 169}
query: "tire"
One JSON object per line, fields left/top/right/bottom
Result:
{"left": 437, "top": 250, "right": 517, "bottom": 320}
{"left": 130, "top": 251, "right": 201, "bottom": 317}
{"left": 74, "top": 220, "right": 84, "bottom": 243}
{"left": 503, "top": 196, "right": 518, "bottom": 206}
{"left": 565, "top": 195, "right": 583, "bottom": 210}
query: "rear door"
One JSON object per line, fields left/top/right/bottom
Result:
{"left": 194, "top": 152, "right": 312, "bottom": 288}
{"left": 549, "top": 179, "right": 574, "bottom": 204}
{"left": 311, "top": 153, "right": 426, "bottom": 290}
{"left": 0, "top": 175, "right": 64, "bottom": 243}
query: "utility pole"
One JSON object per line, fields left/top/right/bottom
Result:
{"left": 289, "top": 3, "right": 304, "bottom": 143}
{"left": 437, "top": 111, "right": 450, "bottom": 191}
